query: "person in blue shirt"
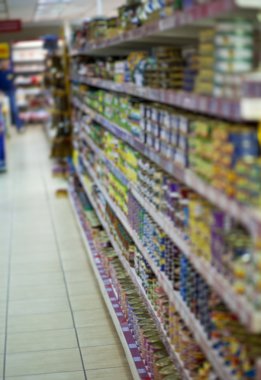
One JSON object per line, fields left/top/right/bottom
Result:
{"left": 0, "top": 59, "right": 22, "bottom": 130}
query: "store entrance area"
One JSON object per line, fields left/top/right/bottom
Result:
{"left": 0, "top": 126, "right": 132, "bottom": 380}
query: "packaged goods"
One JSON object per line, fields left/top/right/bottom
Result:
{"left": 75, "top": 173, "right": 261, "bottom": 380}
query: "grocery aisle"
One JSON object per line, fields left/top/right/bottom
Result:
{"left": 0, "top": 127, "right": 132, "bottom": 380}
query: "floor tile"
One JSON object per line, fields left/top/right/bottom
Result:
{"left": 58, "top": 238, "right": 85, "bottom": 252}
{"left": 73, "top": 309, "right": 111, "bottom": 328}
{"left": 7, "top": 329, "right": 78, "bottom": 354}
{"left": 86, "top": 367, "right": 133, "bottom": 380}
{"left": 12, "top": 240, "right": 56, "bottom": 254}
{"left": 8, "top": 312, "right": 74, "bottom": 333}
{"left": 0, "top": 354, "right": 4, "bottom": 375}
{"left": 62, "top": 259, "right": 89, "bottom": 272}
{"left": 0, "top": 334, "right": 5, "bottom": 354}
{"left": 70, "top": 294, "right": 104, "bottom": 311}
{"left": 6, "top": 371, "right": 85, "bottom": 380}
{"left": 6, "top": 348, "right": 83, "bottom": 377}
{"left": 0, "top": 303, "right": 7, "bottom": 319}
{"left": 10, "top": 283, "right": 67, "bottom": 301}
{"left": 56, "top": 228, "right": 80, "bottom": 240}
{"left": 11, "top": 249, "right": 58, "bottom": 260}
{"left": 9, "top": 297, "right": 70, "bottom": 316}
{"left": 1, "top": 128, "right": 131, "bottom": 379}
{"left": 65, "top": 270, "right": 95, "bottom": 284}
{"left": 12, "top": 232, "right": 55, "bottom": 242}
{"left": 10, "top": 272, "right": 64, "bottom": 287}
{"left": 77, "top": 325, "right": 119, "bottom": 347}
{"left": 59, "top": 249, "right": 85, "bottom": 261}
{"left": 11, "top": 261, "right": 61, "bottom": 275}
{"left": 82, "top": 344, "right": 128, "bottom": 370}
{"left": 11, "top": 243, "right": 58, "bottom": 255}
{"left": 67, "top": 281, "right": 99, "bottom": 296}
{"left": 11, "top": 252, "right": 59, "bottom": 264}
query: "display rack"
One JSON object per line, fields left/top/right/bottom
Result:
{"left": 71, "top": 75, "right": 261, "bottom": 122}
{"left": 69, "top": 186, "right": 149, "bottom": 380}
{"left": 70, "top": 1, "right": 261, "bottom": 379}
{"left": 13, "top": 40, "right": 48, "bottom": 124}
{"left": 44, "top": 39, "right": 72, "bottom": 159}
{"left": 71, "top": 0, "right": 259, "bottom": 55}
{"left": 78, "top": 127, "right": 261, "bottom": 332}
{"left": 73, "top": 167, "right": 192, "bottom": 380}
{"left": 72, "top": 96, "right": 261, "bottom": 238}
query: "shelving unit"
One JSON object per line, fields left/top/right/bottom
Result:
{"left": 74, "top": 161, "right": 234, "bottom": 380}
{"left": 73, "top": 166, "right": 192, "bottom": 380}
{"left": 13, "top": 40, "right": 48, "bottom": 124}
{"left": 71, "top": 0, "right": 260, "bottom": 56}
{"left": 72, "top": 96, "right": 261, "bottom": 238}
{"left": 77, "top": 127, "right": 261, "bottom": 332}
{"left": 68, "top": 186, "right": 149, "bottom": 380}
{"left": 43, "top": 39, "right": 72, "bottom": 159}
{"left": 71, "top": 75, "right": 261, "bottom": 122}
{"left": 69, "top": 1, "right": 261, "bottom": 379}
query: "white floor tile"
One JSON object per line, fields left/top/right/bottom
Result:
{"left": 9, "top": 297, "right": 70, "bottom": 316}
{"left": 8, "top": 312, "right": 74, "bottom": 334}
{"left": 7, "top": 328, "right": 78, "bottom": 354}
{"left": 6, "top": 348, "right": 83, "bottom": 377}
{"left": 6, "top": 371, "right": 85, "bottom": 380}
{"left": 0, "top": 127, "right": 132, "bottom": 379}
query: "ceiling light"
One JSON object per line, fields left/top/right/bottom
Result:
{"left": 38, "top": 0, "right": 71, "bottom": 4}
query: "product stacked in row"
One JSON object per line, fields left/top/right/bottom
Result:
{"left": 70, "top": 2, "right": 261, "bottom": 378}
{"left": 73, "top": 85, "right": 261, "bottom": 209}
{"left": 74, "top": 105, "right": 261, "bottom": 303}
{"left": 72, "top": 18, "right": 256, "bottom": 99}
{"left": 72, "top": 177, "right": 182, "bottom": 380}
{"left": 72, "top": 155, "right": 261, "bottom": 379}
{"left": 73, "top": 0, "right": 215, "bottom": 51}
{"left": 104, "top": 203, "right": 219, "bottom": 380}
{"left": 72, "top": 97, "right": 261, "bottom": 374}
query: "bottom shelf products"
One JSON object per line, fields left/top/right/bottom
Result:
{"left": 70, "top": 177, "right": 181, "bottom": 380}
{"left": 77, "top": 165, "right": 261, "bottom": 380}
{"left": 71, "top": 173, "right": 221, "bottom": 380}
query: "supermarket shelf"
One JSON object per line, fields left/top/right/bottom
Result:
{"left": 82, "top": 131, "right": 129, "bottom": 187}
{"left": 74, "top": 167, "right": 192, "bottom": 380}
{"left": 68, "top": 187, "right": 149, "bottom": 380}
{"left": 72, "top": 75, "right": 245, "bottom": 122}
{"left": 15, "top": 82, "right": 43, "bottom": 87}
{"left": 72, "top": 97, "right": 261, "bottom": 236}
{"left": 71, "top": 0, "right": 260, "bottom": 57}
{"left": 131, "top": 187, "right": 261, "bottom": 332}
{"left": 14, "top": 69, "right": 45, "bottom": 75}
{"left": 80, "top": 129, "right": 261, "bottom": 332}
{"left": 77, "top": 158, "right": 235, "bottom": 380}
{"left": 13, "top": 59, "right": 45, "bottom": 64}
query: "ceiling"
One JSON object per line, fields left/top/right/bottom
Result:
{"left": 5, "top": 0, "right": 124, "bottom": 24}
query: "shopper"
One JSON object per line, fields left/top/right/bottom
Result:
{"left": 0, "top": 59, "right": 22, "bottom": 130}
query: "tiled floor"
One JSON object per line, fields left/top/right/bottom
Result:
{"left": 0, "top": 127, "right": 133, "bottom": 379}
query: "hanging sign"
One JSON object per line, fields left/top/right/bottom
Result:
{"left": 0, "top": 20, "right": 22, "bottom": 33}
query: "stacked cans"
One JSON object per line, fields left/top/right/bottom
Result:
{"left": 214, "top": 20, "right": 255, "bottom": 99}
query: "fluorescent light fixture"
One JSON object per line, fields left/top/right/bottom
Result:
{"left": 38, "top": 0, "right": 71, "bottom": 4}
